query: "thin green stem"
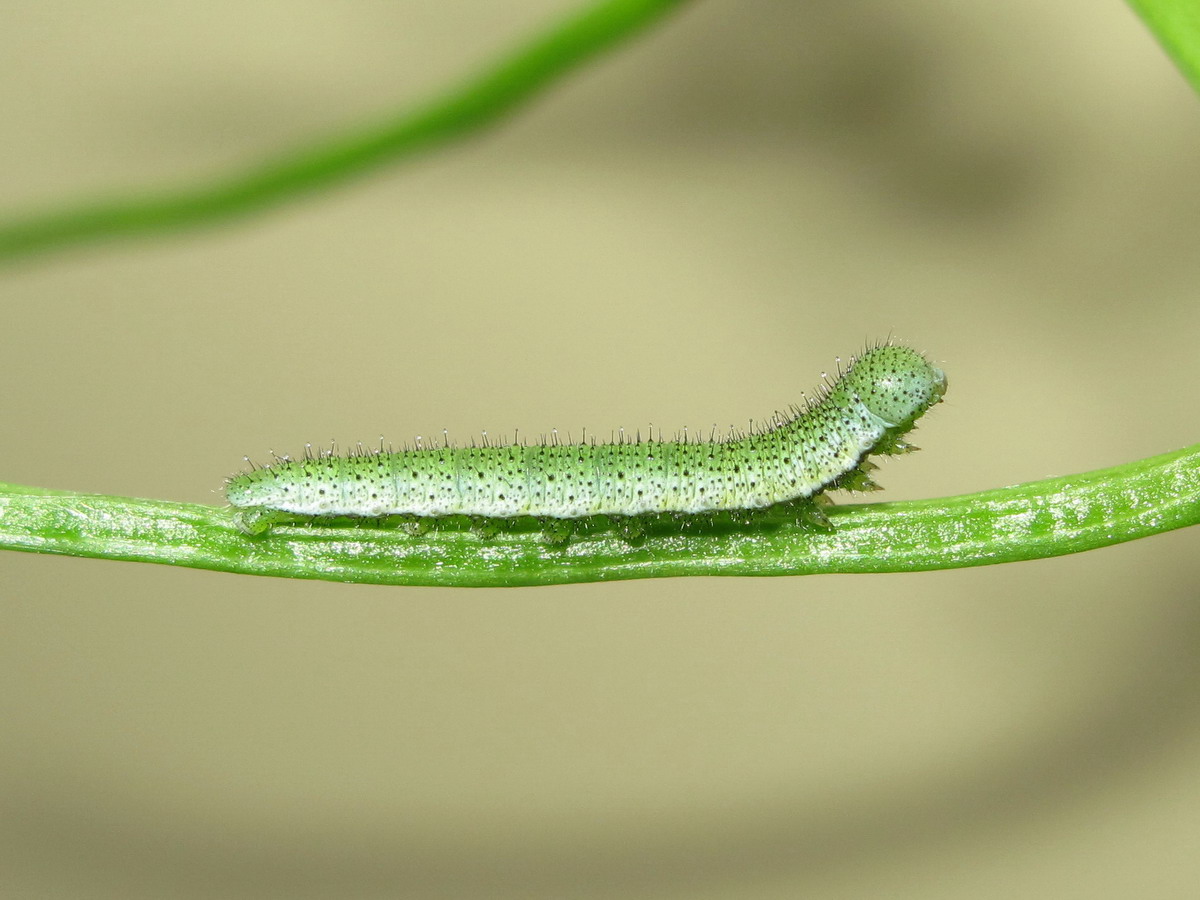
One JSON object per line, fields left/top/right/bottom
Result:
{"left": 2, "top": 443, "right": 1197, "bottom": 587}
{"left": 1128, "top": 0, "right": 1200, "bottom": 96}
{"left": 0, "top": 0, "right": 690, "bottom": 264}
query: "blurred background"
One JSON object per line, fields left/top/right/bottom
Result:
{"left": 3, "top": 1, "right": 1200, "bottom": 897}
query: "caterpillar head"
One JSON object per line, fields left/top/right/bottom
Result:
{"left": 852, "top": 346, "right": 947, "bottom": 428}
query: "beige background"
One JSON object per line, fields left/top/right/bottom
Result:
{"left": 3, "top": 1, "right": 1200, "bottom": 897}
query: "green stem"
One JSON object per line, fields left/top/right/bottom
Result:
{"left": 0, "top": 0, "right": 690, "bottom": 264}
{"left": 3, "top": 443, "right": 1197, "bottom": 587}
{"left": 1128, "top": 0, "right": 1200, "bottom": 95}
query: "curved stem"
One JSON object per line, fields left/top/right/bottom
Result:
{"left": 2, "top": 443, "right": 1197, "bottom": 587}
{"left": 1128, "top": 0, "right": 1200, "bottom": 96}
{"left": 0, "top": 0, "right": 690, "bottom": 264}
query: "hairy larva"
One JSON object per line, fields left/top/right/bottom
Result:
{"left": 227, "top": 344, "right": 946, "bottom": 541}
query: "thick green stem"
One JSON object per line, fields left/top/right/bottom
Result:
{"left": 1128, "top": 0, "right": 1200, "bottom": 96}
{"left": 0, "top": 0, "right": 690, "bottom": 263}
{"left": 2, "top": 443, "right": 1197, "bottom": 587}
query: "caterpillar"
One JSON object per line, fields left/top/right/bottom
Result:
{"left": 226, "top": 344, "right": 946, "bottom": 542}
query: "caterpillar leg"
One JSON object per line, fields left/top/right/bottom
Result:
{"left": 612, "top": 516, "right": 646, "bottom": 545}
{"left": 833, "top": 468, "right": 883, "bottom": 493}
{"left": 799, "top": 497, "right": 833, "bottom": 530}
{"left": 232, "top": 508, "right": 293, "bottom": 535}
{"left": 873, "top": 433, "right": 919, "bottom": 455}
{"left": 539, "top": 517, "right": 576, "bottom": 545}
{"left": 470, "top": 516, "right": 502, "bottom": 539}
{"left": 399, "top": 514, "right": 433, "bottom": 536}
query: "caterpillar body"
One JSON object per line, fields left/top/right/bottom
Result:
{"left": 227, "top": 345, "right": 946, "bottom": 541}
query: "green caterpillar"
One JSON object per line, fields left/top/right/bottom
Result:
{"left": 227, "top": 344, "right": 946, "bottom": 541}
